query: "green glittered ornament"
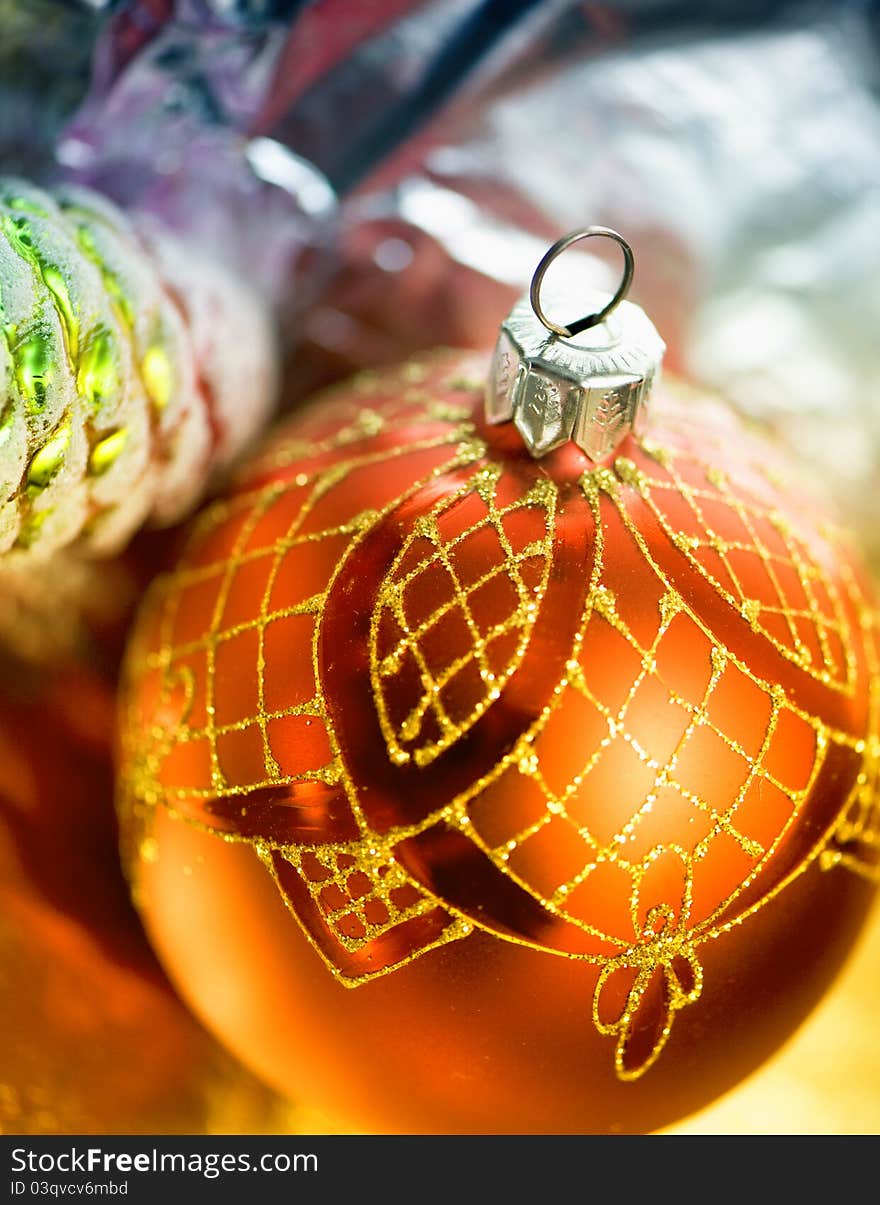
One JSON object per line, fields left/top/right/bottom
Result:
{"left": 0, "top": 177, "right": 278, "bottom": 564}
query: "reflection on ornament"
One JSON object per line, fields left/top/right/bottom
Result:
{"left": 117, "top": 253, "right": 880, "bottom": 1130}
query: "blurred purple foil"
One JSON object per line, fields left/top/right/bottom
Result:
{"left": 56, "top": 1, "right": 337, "bottom": 312}
{"left": 53, "top": 1, "right": 563, "bottom": 308}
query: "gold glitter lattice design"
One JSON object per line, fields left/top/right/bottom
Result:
{"left": 119, "top": 360, "right": 880, "bottom": 1081}
{"left": 371, "top": 464, "right": 557, "bottom": 768}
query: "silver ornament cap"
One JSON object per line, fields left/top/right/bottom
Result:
{"left": 487, "top": 227, "right": 666, "bottom": 461}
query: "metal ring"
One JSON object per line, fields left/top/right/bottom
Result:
{"left": 529, "top": 226, "right": 634, "bottom": 339}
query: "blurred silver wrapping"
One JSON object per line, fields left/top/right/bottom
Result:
{"left": 335, "top": 11, "right": 880, "bottom": 558}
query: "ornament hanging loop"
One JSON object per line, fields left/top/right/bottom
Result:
{"left": 529, "top": 226, "right": 635, "bottom": 339}
{"left": 488, "top": 225, "right": 665, "bottom": 461}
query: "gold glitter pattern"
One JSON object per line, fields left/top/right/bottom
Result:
{"left": 371, "top": 466, "right": 557, "bottom": 767}
{"left": 118, "top": 356, "right": 879, "bottom": 1081}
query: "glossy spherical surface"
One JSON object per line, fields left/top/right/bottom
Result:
{"left": 118, "top": 352, "right": 880, "bottom": 1133}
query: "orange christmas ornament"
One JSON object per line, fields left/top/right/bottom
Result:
{"left": 118, "top": 230, "right": 880, "bottom": 1134}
